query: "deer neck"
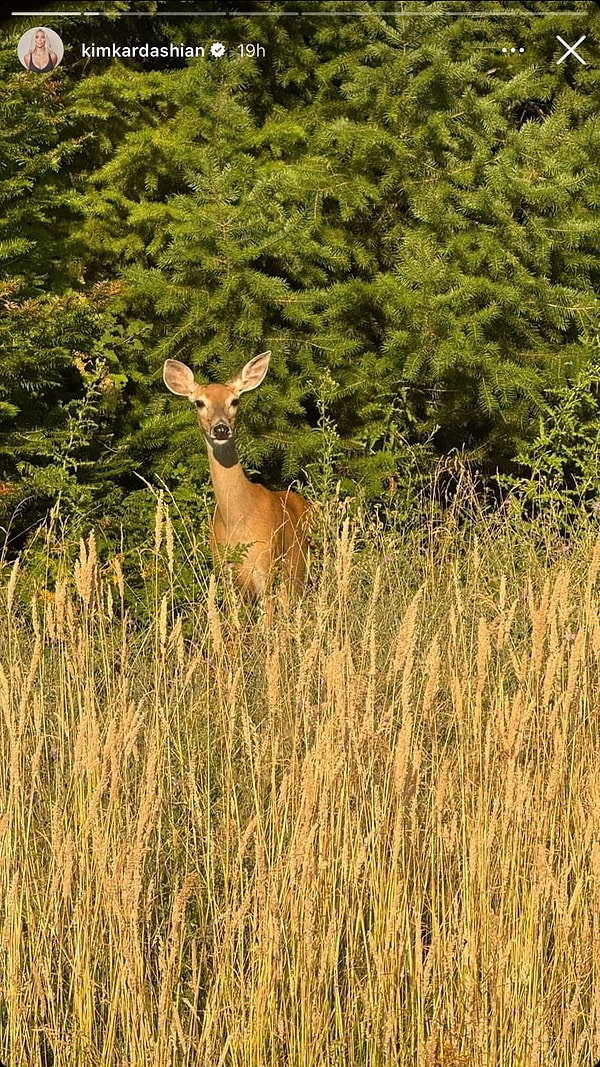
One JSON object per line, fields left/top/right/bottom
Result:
{"left": 204, "top": 434, "right": 255, "bottom": 524}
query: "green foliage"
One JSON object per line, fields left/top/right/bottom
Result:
{"left": 0, "top": 284, "right": 128, "bottom": 547}
{"left": 501, "top": 340, "right": 600, "bottom": 519}
{"left": 1, "top": 1, "right": 599, "bottom": 557}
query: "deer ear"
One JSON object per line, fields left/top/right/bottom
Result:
{"left": 229, "top": 351, "right": 271, "bottom": 394}
{"left": 163, "top": 359, "right": 196, "bottom": 398}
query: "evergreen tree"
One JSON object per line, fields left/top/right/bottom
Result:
{"left": 0, "top": 24, "right": 125, "bottom": 546}
{"left": 1, "top": 0, "right": 599, "bottom": 552}
{"left": 71, "top": 1, "right": 599, "bottom": 500}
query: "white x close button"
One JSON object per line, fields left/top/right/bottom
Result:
{"left": 556, "top": 34, "right": 587, "bottom": 65}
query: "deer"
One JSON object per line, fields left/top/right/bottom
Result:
{"left": 163, "top": 351, "right": 310, "bottom": 600}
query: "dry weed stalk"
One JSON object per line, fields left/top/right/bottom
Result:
{"left": 0, "top": 515, "right": 600, "bottom": 1065}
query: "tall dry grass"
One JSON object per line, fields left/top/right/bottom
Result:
{"left": 1, "top": 496, "right": 600, "bottom": 1066}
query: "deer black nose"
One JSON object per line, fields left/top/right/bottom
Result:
{"left": 212, "top": 422, "right": 231, "bottom": 441}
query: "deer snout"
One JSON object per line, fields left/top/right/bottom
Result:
{"left": 211, "top": 421, "right": 232, "bottom": 441}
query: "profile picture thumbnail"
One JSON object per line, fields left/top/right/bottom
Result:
{"left": 18, "top": 27, "right": 63, "bottom": 73}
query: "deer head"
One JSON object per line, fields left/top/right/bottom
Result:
{"left": 163, "top": 352, "right": 271, "bottom": 443}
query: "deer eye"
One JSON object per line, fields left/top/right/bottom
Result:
{"left": 195, "top": 399, "right": 206, "bottom": 410}
{"left": 230, "top": 398, "right": 240, "bottom": 409}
